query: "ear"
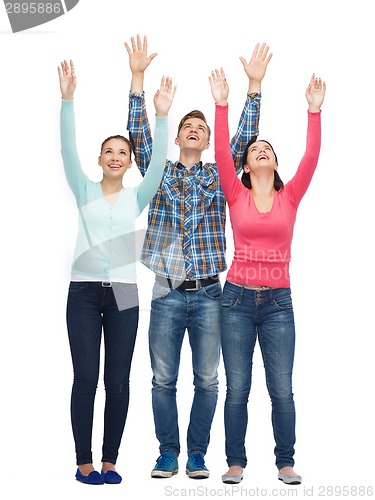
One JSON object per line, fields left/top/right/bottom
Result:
{"left": 204, "top": 141, "right": 210, "bottom": 150}
{"left": 174, "top": 137, "right": 179, "bottom": 146}
{"left": 127, "top": 160, "right": 132, "bottom": 169}
{"left": 98, "top": 156, "right": 102, "bottom": 167}
{"left": 243, "top": 164, "right": 250, "bottom": 173}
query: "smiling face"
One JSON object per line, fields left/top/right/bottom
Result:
{"left": 98, "top": 138, "right": 132, "bottom": 179}
{"left": 243, "top": 140, "right": 278, "bottom": 174}
{"left": 175, "top": 111, "right": 211, "bottom": 154}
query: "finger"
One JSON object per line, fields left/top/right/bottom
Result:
{"left": 143, "top": 35, "right": 148, "bottom": 52}
{"left": 260, "top": 43, "right": 268, "bottom": 60}
{"left": 251, "top": 43, "right": 260, "bottom": 59}
{"left": 148, "top": 52, "right": 158, "bottom": 63}
{"left": 166, "top": 77, "right": 173, "bottom": 92}
{"left": 136, "top": 33, "right": 142, "bottom": 50}
{"left": 130, "top": 36, "right": 136, "bottom": 52}
{"left": 239, "top": 56, "right": 247, "bottom": 68}
{"left": 124, "top": 42, "right": 131, "bottom": 55}
{"left": 265, "top": 52, "right": 273, "bottom": 64}
{"left": 163, "top": 76, "right": 169, "bottom": 91}
{"left": 70, "top": 59, "right": 75, "bottom": 74}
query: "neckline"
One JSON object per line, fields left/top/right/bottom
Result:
{"left": 251, "top": 190, "right": 275, "bottom": 214}
{"left": 100, "top": 185, "right": 123, "bottom": 207}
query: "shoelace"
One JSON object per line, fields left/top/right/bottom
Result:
{"left": 190, "top": 454, "right": 205, "bottom": 468}
{"left": 156, "top": 455, "right": 176, "bottom": 468}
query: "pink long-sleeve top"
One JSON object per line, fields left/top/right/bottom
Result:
{"left": 214, "top": 104, "right": 321, "bottom": 288}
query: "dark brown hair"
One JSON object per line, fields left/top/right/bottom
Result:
{"left": 177, "top": 110, "right": 211, "bottom": 140}
{"left": 241, "top": 137, "right": 284, "bottom": 190}
{"left": 100, "top": 135, "right": 133, "bottom": 157}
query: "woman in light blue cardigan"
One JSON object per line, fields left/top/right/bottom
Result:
{"left": 58, "top": 60, "right": 175, "bottom": 485}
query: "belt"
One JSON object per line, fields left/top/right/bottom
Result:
{"left": 155, "top": 275, "right": 219, "bottom": 291}
{"left": 227, "top": 281, "right": 270, "bottom": 291}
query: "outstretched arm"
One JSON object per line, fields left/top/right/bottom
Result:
{"left": 210, "top": 69, "right": 243, "bottom": 204}
{"left": 125, "top": 34, "right": 157, "bottom": 93}
{"left": 126, "top": 35, "right": 156, "bottom": 175}
{"left": 230, "top": 42, "right": 272, "bottom": 172}
{"left": 136, "top": 76, "right": 176, "bottom": 212}
{"left": 288, "top": 74, "right": 326, "bottom": 205}
{"left": 58, "top": 60, "right": 87, "bottom": 204}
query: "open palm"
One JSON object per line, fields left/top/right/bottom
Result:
{"left": 58, "top": 60, "right": 76, "bottom": 100}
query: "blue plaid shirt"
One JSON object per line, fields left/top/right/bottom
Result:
{"left": 127, "top": 92, "right": 261, "bottom": 281}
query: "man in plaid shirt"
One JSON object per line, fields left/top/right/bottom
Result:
{"left": 125, "top": 35, "right": 271, "bottom": 479}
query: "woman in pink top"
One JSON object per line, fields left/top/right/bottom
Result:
{"left": 210, "top": 68, "right": 326, "bottom": 485}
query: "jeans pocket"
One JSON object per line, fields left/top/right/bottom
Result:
{"left": 68, "top": 281, "right": 89, "bottom": 293}
{"left": 272, "top": 292, "right": 293, "bottom": 310}
{"left": 202, "top": 281, "right": 222, "bottom": 300}
{"left": 221, "top": 290, "right": 240, "bottom": 309}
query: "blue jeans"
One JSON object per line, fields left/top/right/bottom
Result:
{"left": 66, "top": 281, "right": 139, "bottom": 465}
{"left": 221, "top": 282, "right": 296, "bottom": 470}
{"left": 149, "top": 280, "right": 222, "bottom": 456}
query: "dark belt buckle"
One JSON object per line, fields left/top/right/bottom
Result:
{"left": 102, "top": 281, "right": 112, "bottom": 287}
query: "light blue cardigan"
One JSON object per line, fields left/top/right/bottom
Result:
{"left": 60, "top": 99, "right": 168, "bottom": 282}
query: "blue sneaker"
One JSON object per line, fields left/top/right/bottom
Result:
{"left": 151, "top": 450, "right": 179, "bottom": 478}
{"left": 186, "top": 453, "right": 210, "bottom": 479}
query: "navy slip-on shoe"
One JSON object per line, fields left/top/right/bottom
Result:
{"left": 101, "top": 470, "right": 122, "bottom": 484}
{"left": 75, "top": 468, "right": 104, "bottom": 485}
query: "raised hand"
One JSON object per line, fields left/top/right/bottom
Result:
{"left": 153, "top": 76, "right": 177, "bottom": 117}
{"left": 305, "top": 74, "right": 326, "bottom": 112}
{"left": 240, "top": 42, "right": 272, "bottom": 84}
{"left": 209, "top": 67, "right": 229, "bottom": 106}
{"left": 124, "top": 34, "right": 157, "bottom": 75}
{"left": 58, "top": 59, "right": 76, "bottom": 100}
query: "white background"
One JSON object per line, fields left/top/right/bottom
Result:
{"left": 1, "top": 1, "right": 374, "bottom": 499}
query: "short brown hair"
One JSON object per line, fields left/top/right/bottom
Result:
{"left": 177, "top": 110, "right": 211, "bottom": 140}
